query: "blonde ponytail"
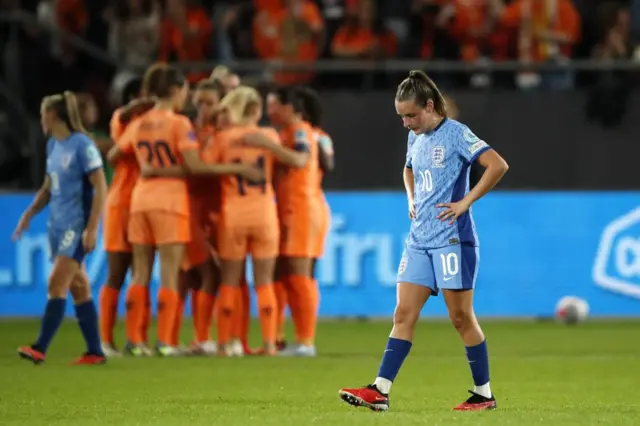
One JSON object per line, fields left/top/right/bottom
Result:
{"left": 63, "top": 91, "right": 89, "bottom": 134}
{"left": 218, "top": 86, "right": 261, "bottom": 125}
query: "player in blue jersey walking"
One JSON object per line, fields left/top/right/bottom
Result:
{"left": 13, "top": 91, "right": 108, "bottom": 365}
{"left": 339, "top": 70, "right": 509, "bottom": 411}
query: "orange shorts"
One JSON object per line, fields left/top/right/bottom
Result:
{"left": 313, "top": 201, "right": 331, "bottom": 259}
{"left": 279, "top": 210, "right": 321, "bottom": 258}
{"left": 104, "top": 204, "right": 131, "bottom": 253}
{"left": 217, "top": 220, "right": 279, "bottom": 261}
{"left": 128, "top": 211, "right": 190, "bottom": 246}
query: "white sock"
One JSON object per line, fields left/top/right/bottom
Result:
{"left": 373, "top": 377, "right": 392, "bottom": 395}
{"left": 474, "top": 382, "right": 492, "bottom": 399}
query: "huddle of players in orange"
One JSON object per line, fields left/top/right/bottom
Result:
{"left": 98, "top": 63, "right": 334, "bottom": 357}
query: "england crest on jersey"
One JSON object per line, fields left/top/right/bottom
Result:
{"left": 433, "top": 146, "right": 445, "bottom": 168}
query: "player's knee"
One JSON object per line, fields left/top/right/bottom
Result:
{"left": 448, "top": 308, "right": 475, "bottom": 333}
{"left": 106, "top": 267, "right": 128, "bottom": 290}
{"left": 70, "top": 277, "right": 91, "bottom": 303}
{"left": 47, "top": 270, "right": 72, "bottom": 298}
{"left": 393, "top": 302, "right": 420, "bottom": 329}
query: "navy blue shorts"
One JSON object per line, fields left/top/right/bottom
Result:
{"left": 396, "top": 244, "right": 479, "bottom": 296}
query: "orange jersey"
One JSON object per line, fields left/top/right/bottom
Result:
{"left": 276, "top": 120, "right": 320, "bottom": 210}
{"left": 192, "top": 124, "right": 220, "bottom": 219}
{"left": 119, "top": 109, "right": 199, "bottom": 215}
{"left": 106, "top": 108, "right": 139, "bottom": 207}
{"left": 207, "top": 125, "right": 280, "bottom": 225}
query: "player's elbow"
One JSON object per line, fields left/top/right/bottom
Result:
{"left": 498, "top": 158, "right": 509, "bottom": 174}
{"left": 106, "top": 148, "right": 120, "bottom": 166}
{"left": 320, "top": 156, "right": 335, "bottom": 173}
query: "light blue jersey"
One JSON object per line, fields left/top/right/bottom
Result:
{"left": 405, "top": 118, "right": 490, "bottom": 250}
{"left": 46, "top": 132, "right": 103, "bottom": 261}
{"left": 398, "top": 118, "right": 490, "bottom": 295}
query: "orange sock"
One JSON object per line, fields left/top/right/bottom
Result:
{"left": 142, "top": 286, "right": 151, "bottom": 343}
{"left": 125, "top": 284, "right": 147, "bottom": 344}
{"left": 195, "top": 291, "right": 215, "bottom": 342}
{"left": 171, "top": 296, "right": 186, "bottom": 346}
{"left": 255, "top": 284, "right": 277, "bottom": 345}
{"left": 190, "top": 289, "right": 199, "bottom": 329}
{"left": 157, "top": 288, "right": 179, "bottom": 345}
{"left": 99, "top": 286, "right": 119, "bottom": 344}
{"left": 216, "top": 285, "right": 239, "bottom": 346}
{"left": 283, "top": 276, "right": 302, "bottom": 342}
{"left": 273, "top": 281, "right": 287, "bottom": 341}
{"left": 287, "top": 275, "right": 316, "bottom": 345}
{"left": 308, "top": 278, "right": 320, "bottom": 343}
{"left": 231, "top": 282, "right": 250, "bottom": 341}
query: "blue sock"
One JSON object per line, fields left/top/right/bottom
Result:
{"left": 75, "top": 301, "right": 103, "bottom": 355}
{"left": 376, "top": 337, "right": 412, "bottom": 386}
{"left": 34, "top": 298, "right": 66, "bottom": 353}
{"left": 465, "top": 340, "right": 490, "bottom": 386}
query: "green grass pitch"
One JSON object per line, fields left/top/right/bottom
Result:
{"left": 0, "top": 319, "right": 639, "bottom": 425}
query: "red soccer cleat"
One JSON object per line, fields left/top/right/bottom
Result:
{"left": 241, "top": 340, "right": 255, "bottom": 356}
{"left": 18, "top": 346, "right": 45, "bottom": 365}
{"left": 71, "top": 353, "right": 107, "bottom": 366}
{"left": 276, "top": 340, "right": 287, "bottom": 352}
{"left": 453, "top": 391, "right": 497, "bottom": 411}
{"left": 339, "top": 385, "right": 389, "bottom": 412}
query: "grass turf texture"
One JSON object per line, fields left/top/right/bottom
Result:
{"left": 0, "top": 319, "right": 639, "bottom": 425}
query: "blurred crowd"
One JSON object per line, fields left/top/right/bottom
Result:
{"left": 0, "top": 0, "right": 637, "bottom": 188}
{"left": 0, "top": 0, "right": 637, "bottom": 127}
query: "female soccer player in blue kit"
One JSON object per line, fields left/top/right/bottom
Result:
{"left": 339, "top": 71, "right": 509, "bottom": 411}
{"left": 13, "top": 92, "right": 108, "bottom": 365}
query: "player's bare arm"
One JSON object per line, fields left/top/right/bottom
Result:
{"left": 84, "top": 169, "right": 108, "bottom": 252}
{"left": 243, "top": 132, "right": 309, "bottom": 168}
{"left": 403, "top": 166, "right": 415, "bottom": 219}
{"left": 13, "top": 175, "right": 51, "bottom": 241}
{"left": 318, "top": 143, "right": 334, "bottom": 173}
{"left": 437, "top": 149, "right": 509, "bottom": 224}
{"left": 140, "top": 164, "right": 188, "bottom": 178}
{"left": 119, "top": 99, "right": 155, "bottom": 125}
{"left": 182, "top": 149, "right": 264, "bottom": 182}
{"left": 106, "top": 145, "right": 123, "bottom": 166}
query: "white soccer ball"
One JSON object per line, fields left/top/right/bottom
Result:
{"left": 555, "top": 296, "right": 589, "bottom": 325}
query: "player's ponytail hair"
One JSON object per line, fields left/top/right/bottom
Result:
{"left": 297, "top": 86, "right": 323, "bottom": 127}
{"left": 41, "top": 92, "right": 88, "bottom": 134}
{"left": 63, "top": 91, "right": 89, "bottom": 134}
{"left": 143, "top": 63, "right": 186, "bottom": 99}
{"left": 218, "top": 86, "right": 261, "bottom": 125}
{"left": 396, "top": 70, "right": 447, "bottom": 117}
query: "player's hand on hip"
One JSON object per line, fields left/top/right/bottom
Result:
{"left": 82, "top": 228, "right": 97, "bottom": 252}
{"left": 12, "top": 214, "right": 30, "bottom": 241}
{"left": 436, "top": 200, "right": 471, "bottom": 225}
{"left": 408, "top": 200, "right": 416, "bottom": 220}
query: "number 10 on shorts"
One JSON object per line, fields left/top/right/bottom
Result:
{"left": 440, "top": 252, "right": 459, "bottom": 280}
{"left": 432, "top": 244, "right": 478, "bottom": 291}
